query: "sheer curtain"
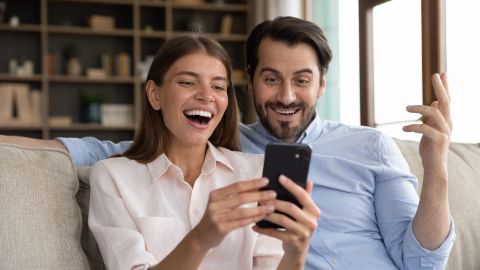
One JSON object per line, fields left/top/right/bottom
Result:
{"left": 253, "top": 0, "right": 304, "bottom": 23}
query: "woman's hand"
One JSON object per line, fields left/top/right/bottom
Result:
{"left": 253, "top": 175, "right": 320, "bottom": 268}
{"left": 192, "top": 178, "right": 277, "bottom": 250}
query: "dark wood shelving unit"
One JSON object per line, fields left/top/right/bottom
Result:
{"left": 0, "top": 0, "right": 253, "bottom": 140}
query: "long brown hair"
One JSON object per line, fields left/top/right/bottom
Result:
{"left": 122, "top": 34, "right": 240, "bottom": 163}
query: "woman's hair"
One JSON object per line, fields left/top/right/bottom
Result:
{"left": 121, "top": 34, "right": 240, "bottom": 163}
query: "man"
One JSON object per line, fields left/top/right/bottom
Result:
{"left": 1, "top": 17, "right": 454, "bottom": 269}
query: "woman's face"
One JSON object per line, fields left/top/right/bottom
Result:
{"left": 150, "top": 52, "right": 229, "bottom": 148}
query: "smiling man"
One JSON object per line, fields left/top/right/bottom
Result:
{"left": 1, "top": 16, "right": 455, "bottom": 269}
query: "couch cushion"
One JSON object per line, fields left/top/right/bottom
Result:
{"left": 76, "top": 166, "right": 105, "bottom": 270}
{"left": 395, "top": 139, "right": 480, "bottom": 270}
{"left": 0, "top": 143, "right": 89, "bottom": 269}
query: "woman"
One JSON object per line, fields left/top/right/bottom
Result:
{"left": 89, "top": 34, "right": 320, "bottom": 270}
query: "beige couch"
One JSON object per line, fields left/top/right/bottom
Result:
{"left": 0, "top": 140, "right": 479, "bottom": 269}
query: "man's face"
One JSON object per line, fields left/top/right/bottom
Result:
{"left": 251, "top": 38, "right": 326, "bottom": 142}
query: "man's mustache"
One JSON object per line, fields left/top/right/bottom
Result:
{"left": 265, "top": 101, "right": 305, "bottom": 109}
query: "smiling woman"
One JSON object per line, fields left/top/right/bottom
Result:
{"left": 87, "top": 34, "right": 318, "bottom": 270}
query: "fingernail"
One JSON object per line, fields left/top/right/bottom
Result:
{"left": 265, "top": 205, "right": 275, "bottom": 212}
{"left": 266, "top": 191, "right": 276, "bottom": 198}
{"left": 260, "top": 178, "right": 268, "bottom": 185}
{"left": 279, "top": 175, "right": 287, "bottom": 183}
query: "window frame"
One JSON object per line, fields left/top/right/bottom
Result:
{"left": 358, "top": 0, "right": 446, "bottom": 127}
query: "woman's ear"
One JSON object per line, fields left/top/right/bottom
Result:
{"left": 146, "top": 80, "right": 161, "bottom": 110}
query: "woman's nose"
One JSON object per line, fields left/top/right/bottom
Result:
{"left": 196, "top": 84, "right": 215, "bottom": 102}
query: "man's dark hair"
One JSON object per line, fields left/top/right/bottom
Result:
{"left": 245, "top": 16, "right": 333, "bottom": 81}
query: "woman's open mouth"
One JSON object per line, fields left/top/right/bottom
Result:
{"left": 184, "top": 110, "right": 213, "bottom": 126}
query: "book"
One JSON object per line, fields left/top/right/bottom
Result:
{"left": 0, "top": 84, "right": 14, "bottom": 122}
{"left": 116, "top": 52, "right": 131, "bottom": 77}
{"left": 31, "top": 90, "right": 42, "bottom": 125}
{"left": 12, "top": 84, "right": 34, "bottom": 124}
{"left": 221, "top": 14, "right": 233, "bottom": 35}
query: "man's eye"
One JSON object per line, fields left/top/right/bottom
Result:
{"left": 264, "top": 77, "right": 279, "bottom": 84}
{"left": 296, "top": 79, "right": 309, "bottom": 86}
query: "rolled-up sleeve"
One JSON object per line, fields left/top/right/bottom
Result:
{"left": 57, "top": 137, "right": 131, "bottom": 166}
{"left": 403, "top": 220, "right": 456, "bottom": 269}
{"left": 253, "top": 233, "right": 283, "bottom": 269}
{"left": 375, "top": 134, "right": 455, "bottom": 270}
{"left": 89, "top": 162, "right": 158, "bottom": 270}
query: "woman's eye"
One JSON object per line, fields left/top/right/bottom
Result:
{"left": 179, "top": 81, "right": 195, "bottom": 87}
{"left": 213, "top": 85, "right": 226, "bottom": 91}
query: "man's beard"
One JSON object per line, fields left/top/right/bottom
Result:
{"left": 254, "top": 100, "right": 316, "bottom": 142}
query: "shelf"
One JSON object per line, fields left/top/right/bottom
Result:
{"left": 140, "top": 31, "right": 168, "bottom": 38}
{"left": 0, "top": 124, "right": 43, "bottom": 131}
{"left": 48, "top": 75, "right": 135, "bottom": 84}
{"left": 0, "top": 74, "right": 43, "bottom": 82}
{"left": 49, "top": 123, "right": 136, "bottom": 131}
{"left": 48, "top": 25, "right": 134, "bottom": 37}
{"left": 48, "top": 0, "right": 133, "bottom": 5}
{"left": 170, "top": 32, "right": 246, "bottom": 41}
{"left": 170, "top": 2, "right": 248, "bottom": 12}
{"left": 0, "top": 24, "right": 42, "bottom": 33}
{"left": 138, "top": 0, "right": 167, "bottom": 7}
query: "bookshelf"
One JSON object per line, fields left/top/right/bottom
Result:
{"left": 0, "top": 0, "right": 254, "bottom": 140}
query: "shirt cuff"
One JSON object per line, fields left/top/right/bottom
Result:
{"left": 404, "top": 218, "right": 456, "bottom": 261}
{"left": 132, "top": 264, "right": 151, "bottom": 270}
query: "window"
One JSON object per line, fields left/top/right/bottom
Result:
{"left": 446, "top": 1, "right": 480, "bottom": 143}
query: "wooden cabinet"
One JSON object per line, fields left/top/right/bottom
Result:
{"left": 0, "top": 0, "right": 253, "bottom": 140}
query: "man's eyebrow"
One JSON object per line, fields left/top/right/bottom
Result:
{"left": 293, "top": 68, "right": 314, "bottom": 75}
{"left": 259, "top": 67, "right": 314, "bottom": 75}
{"left": 259, "top": 67, "right": 281, "bottom": 75}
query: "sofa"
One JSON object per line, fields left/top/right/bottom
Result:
{"left": 0, "top": 139, "right": 479, "bottom": 270}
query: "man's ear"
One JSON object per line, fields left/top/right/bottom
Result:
{"left": 247, "top": 78, "right": 253, "bottom": 95}
{"left": 146, "top": 80, "right": 161, "bottom": 110}
{"left": 317, "top": 75, "right": 327, "bottom": 99}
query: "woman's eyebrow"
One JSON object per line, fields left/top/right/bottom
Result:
{"left": 174, "top": 71, "right": 227, "bottom": 82}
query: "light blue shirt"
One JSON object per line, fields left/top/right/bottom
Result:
{"left": 59, "top": 114, "right": 455, "bottom": 269}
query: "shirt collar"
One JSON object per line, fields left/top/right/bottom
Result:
{"left": 147, "top": 141, "right": 235, "bottom": 182}
{"left": 253, "top": 111, "right": 324, "bottom": 144}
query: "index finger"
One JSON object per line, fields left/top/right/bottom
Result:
{"left": 210, "top": 178, "right": 268, "bottom": 201}
{"left": 279, "top": 175, "right": 319, "bottom": 215}
{"left": 432, "top": 73, "right": 451, "bottom": 121}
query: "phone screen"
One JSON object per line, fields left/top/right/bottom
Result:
{"left": 256, "top": 143, "right": 312, "bottom": 228}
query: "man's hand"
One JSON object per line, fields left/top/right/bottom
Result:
{"left": 403, "top": 72, "right": 452, "bottom": 177}
{"left": 253, "top": 176, "right": 320, "bottom": 269}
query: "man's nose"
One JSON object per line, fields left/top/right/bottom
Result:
{"left": 278, "top": 83, "right": 296, "bottom": 104}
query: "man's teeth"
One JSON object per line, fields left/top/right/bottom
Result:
{"left": 185, "top": 110, "right": 212, "bottom": 118}
{"left": 275, "top": 108, "right": 296, "bottom": 115}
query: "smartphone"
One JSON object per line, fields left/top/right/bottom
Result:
{"left": 256, "top": 143, "right": 312, "bottom": 229}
